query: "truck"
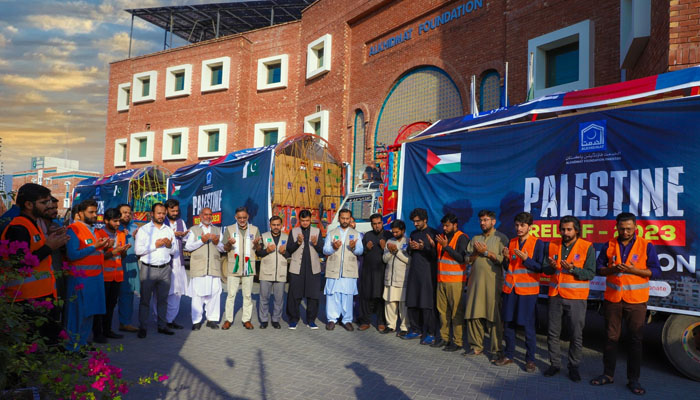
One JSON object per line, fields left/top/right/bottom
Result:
{"left": 332, "top": 66, "right": 700, "bottom": 381}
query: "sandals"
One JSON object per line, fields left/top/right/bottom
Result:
{"left": 589, "top": 374, "right": 614, "bottom": 386}
{"left": 627, "top": 381, "right": 646, "bottom": 395}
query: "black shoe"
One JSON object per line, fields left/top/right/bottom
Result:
{"left": 430, "top": 338, "right": 446, "bottom": 348}
{"left": 137, "top": 329, "right": 147, "bottom": 339}
{"left": 167, "top": 322, "right": 184, "bottom": 330}
{"left": 380, "top": 327, "right": 395, "bottom": 334}
{"left": 443, "top": 342, "right": 460, "bottom": 352}
{"left": 260, "top": 322, "right": 268, "bottom": 329}
{"left": 157, "top": 327, "right": 175, "bottom": 335}
{"left": 569, "top": 367, "right": 581, "bottom": 382}
{"left": 105, "top": 331, "right": 124, "bottom": 339}
{"left": 206, "top": 321, "right": 220, "bottom": 330}
{"left": 396, "top": 330, "right": 408, "bottom": 338}
{"left": 543, "top": 366, "right": 560, "bottom": 377}
{"left": 192, "top": 322, "right": 202, "bottom": 330}
{"left": 271, "top": 321, "right": 281, "bottom": 329}
{"left": 93, "top": 335, "right": 108, "bottom": 344}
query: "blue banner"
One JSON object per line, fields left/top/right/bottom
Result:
{"left": 399, "top": 96, "right": 700, "bottom": 313}
{"left": 168, "top": 148, "right": 273, "bottom": 230}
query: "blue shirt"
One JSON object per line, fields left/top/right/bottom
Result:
{"left": 595, "top": 236, "right": 662, "bottom": 280}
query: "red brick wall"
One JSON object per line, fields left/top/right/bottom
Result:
{"left": 669, "top": 0, "right": 700, "bottom": 71}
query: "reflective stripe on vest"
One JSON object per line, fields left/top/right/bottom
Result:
{"left": 0, "top": 215, "right": 56, "bottom": 300}
{"left": 95, "top": 228, "right": 125, "bottom": 282}
{"left": 437, "top": 231, "right": 466, "bottom": 283}
{"left": 68, "top": 222, "right": 104, "bottom": 277}
{"left": 547, "top": 238, "right": 592, "bottom": 300}
{"left": 503, "top": 235, "right": 540, "bottom": 295}
{"left": 604, "top": 236, "right": 651, "bottom": 304}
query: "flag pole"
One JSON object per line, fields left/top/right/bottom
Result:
{"left": 504, "top": 61, "right": 509, "bottom": 108}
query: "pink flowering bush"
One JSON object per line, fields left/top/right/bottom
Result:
{"left": 0, "top": 239, "right": 168, "bottom": 399}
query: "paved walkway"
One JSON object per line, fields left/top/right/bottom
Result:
{"left": 110, "top": 283, "right": 698, "bottom": 399}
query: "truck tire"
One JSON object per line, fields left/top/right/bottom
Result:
{"left": 662, "top": 314, "right": 700, "bottom": 381}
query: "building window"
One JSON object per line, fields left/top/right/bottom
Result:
{"left": 114, "top": 138, "right": 127, "bottom": 167}
{"left": 620, "top": 0, "right": 651, "bottom": 69}
{"left": 116, "top": 83, "right": 130, "bottom": 111}
{"left": 257, "top": 54, "right": 289, "bottom": 91}
{"left": 129, "top": 131, "right": 155, "bottom": 163}
{"left": 201, "top": 57, "right": 230, "bottom": 93}
{"left": 479, "top": 70, "right": 501, "bottom": 112}
{"left": 303, "top": 110, "right": 329, "bottom": 142}
{"left": 254, "top": 122, "right": 286, "bottom": 147}
{"left": 528, "top": 20, "right": 594, "bottom": 98}
{"left": 197, "top": 123, "right": 227, "bottom": 158}
{"left": 132, "top": 71, "right": 157, "bottom": 103}
{"left": 162, "top": 128, "right": 189, "bottom": 161}
{"left": 306, "top": 34, "right": 332, "bottom": 80}
{"left": 352, "top": 110, "right": 366, "bottom": 188}
{"left": 165, "top": 64, "right": 192, "bottom": 98}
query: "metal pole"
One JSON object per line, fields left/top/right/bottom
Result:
{"left": 504, "top": 61, "right": 509, "bottom": 108}
{"left": 270, "top": 7, "right": 274, "bottom": 26}
{"left": 163, "top": 24, "right": 168, "bottom": 50}
{"left": 216, "top": 11, "right": 220, "bottom": 38}
{"left": 128, "top": 14, "right": 134, "bottom": 58}
{"left": 169, "top": 12, "right": 173, "bottom": 48}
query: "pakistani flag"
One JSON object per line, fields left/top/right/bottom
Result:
{"left": 426, "top": 149, "right": 461, "bottom": 174}
{"left": 242, "top": 159, "right": 259, "bottom": 179}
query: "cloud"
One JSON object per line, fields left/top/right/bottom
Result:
{"left": 25, "top": 38, "right": 77, "bottom": 59}
{"left": 26, "top": 15, "right": 96, "bottom": 36}
{"left": 0, "top": 33, "right": 9, "bottom": 47}
{"left": 94, "top": 32, "right": 152, "bottom": 64}
{"left": 4, "top": 25, "right": 18, "bottom": 34}
{"left": 15, "top": 91, "right": 48, "bottom": 104}
{"left": 1, "top": 64, "right": 100, "bottom": 91}
{"left": 0, "top": 59, "right": 8, "bottom": 67}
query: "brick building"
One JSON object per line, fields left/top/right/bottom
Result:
{"left": 104, "top": 0, "right": 700, "bottom": 186}
{"left": 12, "top": 157, "right": 100, "bottom": 216}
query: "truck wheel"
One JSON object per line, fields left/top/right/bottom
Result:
{"left": 662, "top": 314, "right": 700, "bottom": 381}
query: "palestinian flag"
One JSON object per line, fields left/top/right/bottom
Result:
{"left": 426, "top": 149, "right": 461, "bottom": 174}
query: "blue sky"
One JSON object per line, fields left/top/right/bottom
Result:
{"left": 0, "top": 0, "right": 202, "bottom": 189}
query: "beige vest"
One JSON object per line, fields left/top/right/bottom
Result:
{"left": 289, "top": 226, "right": 321, "bottom": 275}
{"left": 224, "top": 224, "right": 260, "bottom": 276}
{"left": 382, "top": 236, "right": 410, "bottom": 288}
{"left": 259, "top": 232, "right": 289, "bottom": 282}
{"left": 325, "top": 227, "right": 360, "bottom": 280}
{"left": 188, "top": 224, "right": 223, "bottom": 278}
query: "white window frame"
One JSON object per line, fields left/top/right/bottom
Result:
{"left": 201, "top": 57, "right": 230, "bottom": 93}
{"left": 527, "top": 20, "right": 594, "bottom": 99}
{"left": 197, "top": 123, "right": 227, "bottom": 158}
{"left": 306, "top": 34, "right": 332, "bottom": 80}
{"left": 257, "top": 54, "right": 289, "bottom": 91}
{"left": 165, "top": 64, "right": 192, "bottom": 98}
{"left": 129, "top": 131, "right": 155, "bottom": 163}
{"left": 303, "top": 110, "right": 329, "bottom": 142}
{"left": 116, "top": 83, "right": 130, "bottom": 112}
{"left": 254, "top": 122, "right": 286, "bottom": 148}
{"left": 113, "top": 138, "right": 127, "bottom": 167}
{"left": 620, "top": 0, "right": 651, "bottom": 69}
{"left": 162, "top": 127, "right": 189, "bottom": 161}
{"left": 131, "top": 71, "right": 157, "bottom": 103}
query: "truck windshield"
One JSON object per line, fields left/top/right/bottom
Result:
{"left": 344, "top": 194, "right": 374, "bottom": 222}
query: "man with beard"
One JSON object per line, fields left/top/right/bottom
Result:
{"left": 116, "top": 204, "right": 140, "bottom": 333}
{"left": 464, "top": 210, "right": 508, "bottom": 359}
{"left": 323, "top": 209, "right": 363, "bottom": 331}
{"left": 382, "top": 219, "right": 410, "bottom": 335}
{"left": 255, "top": 216, "right": 289, "bottom": 329}
{"left": 433, "top": 213, "right": 469, "bottom": 352}
{"left": 159, "top": 199, "right": 188, "bottom": 330}
{"left": 222, "top": 206, "right": 261, "bottom": 330}
{"left": 1, "top": 184, "right": 70, "bottom": 343}
{"left": 65, "top": 199, "right": 110, "bottom": 349}
{"left": 285, "top": 209, "right": 324, "bottom": 329}
{"left": 403, "top": 208, "right": 438, "bottom": 344}
{"left": 493, "top": 212, "right": 545, "bottom": 371}
{"left": 134, "top": 203, "right": 177, "bottom": 338}
{"left": 185, "top": 207, "right": 225, "bottom": 330}
{"left": 542, "top": 216, "right": 595, "bottom": 382}
{"left": 93, "top": 208, "right": 131, "bottom": 343}
{"left": 357, "top": 213, "right": 392, "bottom": 331}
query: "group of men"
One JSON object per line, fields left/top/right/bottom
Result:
{"left": 4, "top": 182, "right": 659, "bottom": 395}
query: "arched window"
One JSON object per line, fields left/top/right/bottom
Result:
{"left": 480, "top": 70, "right": 501, "bottom": 112}
{"left": 352, "top": 110, "right": 365, "bottom": 188}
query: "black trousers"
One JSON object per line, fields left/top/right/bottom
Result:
{"left": 409, "top": 307, "right": 435, "bottom": 335}
{"left": 603, "top": 300, "right": 646, "bottom": 382}
{"left": 286, "top": 295, "right": 319, "bottom": 324}
{"left": 358, "top": 297, "right": 386, "bottom": 326}
{"left": 94, "top": 281, "right": 121, "bottom": 337}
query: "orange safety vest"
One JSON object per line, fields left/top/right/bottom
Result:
{"left": 1, "top": 215, "right": 56, "bottom": 300}
{"left": 437, "top": 231, "right": 467, "bottom": 283}
{"left": 547, "top": 238, "right": 592, "bottom": 300}
{"left": 95, "top": 228, "right": 125, "bottom": 282}
{"left": 67, "top": 222, "right": 104, "bottom": 278}
{"left": 503, "top": 235, "right": 540, "bottom": 295}
{"left": 604, "top": 236, "right": 650, "bottom": 304}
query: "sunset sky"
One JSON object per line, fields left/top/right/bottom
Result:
{"left": 0, "top": 0, "right": 203, "bottom": 189}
